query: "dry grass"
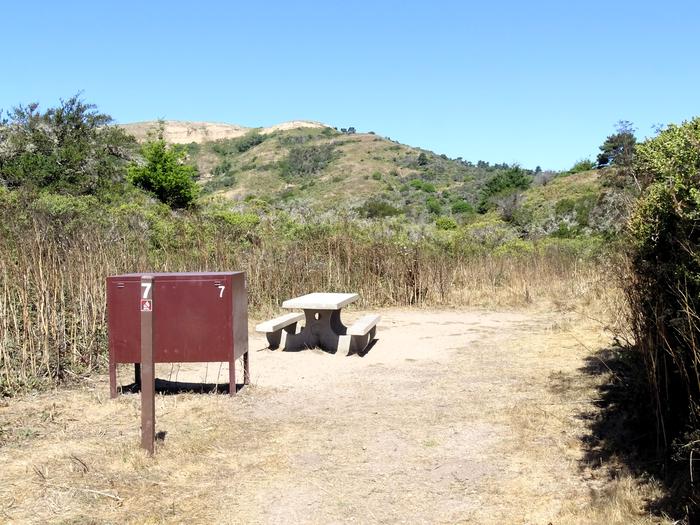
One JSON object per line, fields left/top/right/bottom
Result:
{"left": 0, "top": 201, "right": 608, "bottom": 394}
{"left": 0, "top": 307, "right": 673, "bottom": 524}
{"left": 556, "top": 475, "right": 669, "bottom": 525}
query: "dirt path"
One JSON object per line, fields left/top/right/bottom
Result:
{"left": 0, "top": 308, "right": 664, "bottom": 524}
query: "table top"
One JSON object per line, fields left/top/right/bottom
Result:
{"left": 282, "top": 292, "right": 359, "bottom": 310}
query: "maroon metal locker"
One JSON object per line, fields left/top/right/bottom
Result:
{"left": 106, "top": 272, "right": 249, "bottom": 398}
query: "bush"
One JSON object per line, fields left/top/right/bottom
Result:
{"left": 478, "top": 167, "right": 532, "bottom": 212}
{"left": 358, "top": 198, "right": 403, "bottom": 218}
{"left": 569, "top": 158, "right": 595, "bottom": 174}
{"left": 212, "top": 158, "right": 234, "bottom": 177}
{"left": 435, "top": 216, "right": 457, "bottom": 230}
{"left": 128, "top": 139, "right": 199, "bottom": 208}
{"left": 0, "top": 94, "right": 134, "bottom": 196}
{"left": 234, "top": 131, "right": 265, "bottom": 153}
{"left": 408, "top": 179, "right": 436, "bottom": 193}
{"left": 426, "top": 197, "right": 442, "bottom": 215}
{"left": 451, "top": 200, "right": 474, "bottom": 214}
{"left": 211, "top": 132, "right": 266, "bottom": 156}
{"left": 279, "top": 144, "right": 337, "bottom": 181}
{"left": 202, "top": 173, "right": 236, "bottom": 195}
{"left": 627, "top": 117, "right": 700, "bottom": 484}
{"left": 409, "top": 179, "right": 424, "bottom": 190}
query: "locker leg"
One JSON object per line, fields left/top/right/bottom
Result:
{"left": 109, "top": 357, "right": 117, "bottom": 399}
{"left": 243, "top": 352, "right": 250, "bottom": 386}
{"left": 229, "top": 358, "right": 236, "bottom": 396}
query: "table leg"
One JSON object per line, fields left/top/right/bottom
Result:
{"left": 283, "top": 309, "right": 347, "bottom": 353}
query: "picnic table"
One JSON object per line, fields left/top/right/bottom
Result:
{"left": 281, "top": 292, "right": 358, "bottom": 352}
{"left": 255, "top": 292, "right": 380, "bottom": 355}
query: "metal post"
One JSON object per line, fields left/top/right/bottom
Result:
{"left": 140, "top": 276, "right": 155, "bottom": 455}
{"left": 109, "top": 359, "right": 117, "bottom": 399}
{"left": 229, "top": 354, "right": 236, "bottom": 397}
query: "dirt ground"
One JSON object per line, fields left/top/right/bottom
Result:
{"left": 0, "top": 308, "right": 669, "bottom": 524}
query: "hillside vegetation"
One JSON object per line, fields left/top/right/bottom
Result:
{"left": 127, "top": 121, "right": 631, "bottom": 239}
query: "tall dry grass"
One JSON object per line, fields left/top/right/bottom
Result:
{"left": 0, "top": 199, "right": 610, "bottom": 395}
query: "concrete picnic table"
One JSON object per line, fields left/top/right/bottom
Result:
{"left": 281, "top": 292, "right": 359, "bottom": 352}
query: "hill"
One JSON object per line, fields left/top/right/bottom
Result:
{"left": 123, "top": 120, "right": 627, "bottom": 236}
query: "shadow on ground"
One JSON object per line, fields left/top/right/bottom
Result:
{"left": 574, "top": 346, "right": 696, "bottom": 522}
{"left": 118, "top": 378, "right": 244, "bottom": 395}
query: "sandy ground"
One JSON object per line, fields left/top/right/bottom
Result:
{"left": 0, "top": 308, "right": 666, "bottom": 524}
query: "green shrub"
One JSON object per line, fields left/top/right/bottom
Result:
{"left": 211, "top": 131, "right": 266, "bottom": 156}
{"left": 212, "top": 159, "right": 234, "bottom": 177}
{"left": 568, "top": 158, "right": 595, "bottom": 174}
{"left": 202, "top": 173, "right": 236, "bottom": 195}
{"left": 554, "top": 194, "right": 598, "bottom": 228}
{"left": 358, "top": 198, "right": 403, "bottom": 218}
{"left": 128, "top": 139, "right": 199, "bottom": 208}
{"left": 451, "top": 200, "right": 474, "bottom": 214}
{"left": 493, "top": 238, "right": 535, "bottom": 257}
{"left": 235, "top": 131, "right": 265, "bottom": 153}
{"left": 426, "top": 197, "right": 442, "bottom": 215}
{"left": 208, "top": 210, "right": 260, "bottom": 233}
{"left": 279, "top": 144, "right": 337, "bottom": 181}
{"left": 409, "top": 179, "right": 424, "bottom": 190}
{"left": 0, "top": 94, "right": 134, "bottom": 196}
{"left": 459, "top": 213, "right": 518, "bottom": 250}
{"left": 555, "top": 198, "right": 576, "bottom": 215}
{"left": 627, "top": 117, "right": 700, "bottom": 464}
{"left": 408, "top": 179, "right": 436, "bottom": 193}
{"left": 435, "top": 216, "right": 457, "bottom": 230}
{"left": 371, "top": 171, "right": 382, "bottom": 180}
{"left": 185, "top": 142, "right": 200, "bottom": 156}
{"left": 478, "top": 167, "right": 532, "bottom": 212}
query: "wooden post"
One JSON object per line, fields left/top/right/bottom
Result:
{"left": 140, "top": 276, "right": 155, "bottom": 455}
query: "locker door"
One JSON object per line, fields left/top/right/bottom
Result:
{"left": 153, "top": 277, "right": 233, "bottom": 362}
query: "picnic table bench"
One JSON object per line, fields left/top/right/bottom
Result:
{"left": 256, "top": 292, "right": 379, "bottom": 355}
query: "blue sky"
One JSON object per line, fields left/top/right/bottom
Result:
{"left": 2, "top": 0, "right": 698, "bottom": 170}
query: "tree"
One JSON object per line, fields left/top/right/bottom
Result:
{"left": 596, "top": 120, "right": 636, "bottom": 169}
{"left": 0, "top": 94, "right": 134, "bottom": 195}
{"left": 128, "top": 137, "right": 199, "bottom": 208}
{"left": 417, "top": 152, "right": 429, "bottom": 166}
{"left": 477, "top": 166, "right": 532, "bottom": 212}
